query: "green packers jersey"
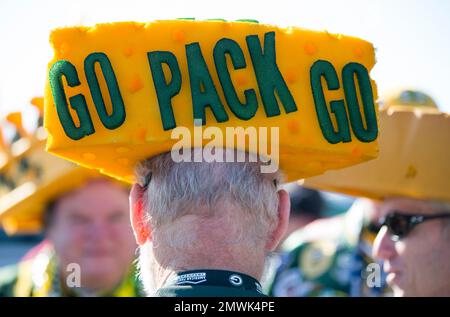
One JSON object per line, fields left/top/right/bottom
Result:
{"left": 268, "top": 208, "right": 389, "bottom": 297}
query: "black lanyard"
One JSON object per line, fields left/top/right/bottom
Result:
{"left": 165, "top": 269, "right": 263, "bottom": 293}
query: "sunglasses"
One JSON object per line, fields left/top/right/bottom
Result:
{"left": 380, "top": 211, "right": 450, "bottom": 241}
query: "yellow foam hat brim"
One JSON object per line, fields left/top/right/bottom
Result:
{"left": 0, "top": 167, "right": 98, "bottom": 235}
{"left": 304, "top": 107, "right": 450, "bottom": 203}
{"left": 44, "top": 20, "right": 380, "bottom": 183}
{"left": 0, "top": 138, "right": 127, "bottom": 235}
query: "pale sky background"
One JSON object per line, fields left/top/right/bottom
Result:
{"left": 0, "top": 0, "right": 449, "bottom": 135}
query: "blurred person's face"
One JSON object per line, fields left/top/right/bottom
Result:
{"left": 372, "top": 197, "right": 450, "bottom": 296}
{"left": 47, "top": 180, "right": 136, "bottom": 292}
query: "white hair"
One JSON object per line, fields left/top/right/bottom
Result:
{"left": 135, "top": 149, "right": 281, "bottom": 243}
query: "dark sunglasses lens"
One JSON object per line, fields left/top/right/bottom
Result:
{"left": 386, "top": 214, "right": 410, "bottom": 238}
{"left": 367, "top": 222, "right": 381, "bottom": 234}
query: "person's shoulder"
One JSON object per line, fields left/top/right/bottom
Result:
{"left": 269, "top": 224, "right": 349, "bottom": 296}
{"left": 0, "top": 264, "right": 19, "bottom": 297}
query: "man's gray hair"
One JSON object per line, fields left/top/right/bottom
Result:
{"left": 135, "top": 149, "right": 282, "bottom": 248}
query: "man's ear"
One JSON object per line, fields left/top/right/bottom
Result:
{"left": 266, "top": 189, "right": 290, "bottom": 251}
{"left": 130, "top": 183, "right": 152, "bottom": 245}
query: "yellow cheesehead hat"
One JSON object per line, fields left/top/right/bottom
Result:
{"left": 304, "top": 93, "right": 450, "bottom": 203}
{"left": 44, "top": 19, "right": 380, "bottom": 183}
{"left": 381, "top": 88, "right": 439, "bottom": 110}
{"left": 0, "top": 100, "right": 108, "bottom": 235}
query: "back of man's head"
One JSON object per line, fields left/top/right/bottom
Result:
{"left": 132, "top": 149, "right": 289, "bottom": 294}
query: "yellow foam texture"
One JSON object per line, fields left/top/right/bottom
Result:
{"left": 44, "top": 20, "right": 379, "bottom": 183}
{"left": 304, "top": 107, "right": 450, "bottom": 203}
